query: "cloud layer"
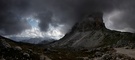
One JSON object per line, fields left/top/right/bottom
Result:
{"left": 29, "top": 0, "right": 135, "bottom": 33}
{"left": 1, "top": 0, "right": 135, "bottom": 37}
{"left": 0, "top": 0, "right": 31, "bottom": 35}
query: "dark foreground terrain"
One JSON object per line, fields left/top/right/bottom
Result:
{"left": 0, "top": 36, "right": 135, "bottom": 60}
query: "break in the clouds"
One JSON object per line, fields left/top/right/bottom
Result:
{"left": 1, "top": 0, "right": 135, "bottom": 40}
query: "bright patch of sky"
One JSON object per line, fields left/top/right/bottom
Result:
{"left": 47, "top": 24, "right": 65, "bottom": 40}
{"left": 6, "top": 16, "right": 65, "bottom": 40}
{"left": 26, "top": 16, "right": 39, "bottom": 28}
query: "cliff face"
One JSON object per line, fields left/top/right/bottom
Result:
{"left": 50, "top": 12, "right": 135, "bottom": 48}
{"left": 72, "top": 12, "right": 105, "bottom": 32}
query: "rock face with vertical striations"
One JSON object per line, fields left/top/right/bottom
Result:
{"left": 50, "top": 12, "right": 135, "bottom": 48}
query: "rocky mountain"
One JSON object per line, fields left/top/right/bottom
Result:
{"left": 1, "top": 12, "right": 135, "bottom": 60}
{"left": 50, "top": 12, "right": 135, "bottom": 48}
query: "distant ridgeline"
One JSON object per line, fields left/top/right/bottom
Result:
{"left": 50, "top": 12, "right": 135, "bottom": 48}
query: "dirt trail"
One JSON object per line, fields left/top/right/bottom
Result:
{"left": 115, "top": 48, "right": 135, "bottom": 59}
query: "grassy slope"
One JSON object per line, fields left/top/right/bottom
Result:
{"left": 102, "top": 29, "right": 135, "bottom": 46}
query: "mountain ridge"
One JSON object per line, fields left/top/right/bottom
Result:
{"left": 49, "top": 12, "right": 135, "bottom": 48}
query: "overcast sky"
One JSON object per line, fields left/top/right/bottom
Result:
{"left": 0, "top": 0, "right": 135, "bottom": 41}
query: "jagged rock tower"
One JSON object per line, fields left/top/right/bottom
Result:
{"left": 72, "top": 12, "right": 105, "bottom": 32}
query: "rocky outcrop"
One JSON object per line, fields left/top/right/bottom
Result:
{"left": 14, "top": 46, "right": 22, "bottom": 51}
{"left": 50, "top": 12, "right": 135, "bottom": 48}
{"left": 72, "top": 12, "right": 105, "bottom": 32}
{"left": 0, "top": 39, "right": 11, "bottom": 48}
{"left": 0, "top": 36, "right": 41, "bottom": 60}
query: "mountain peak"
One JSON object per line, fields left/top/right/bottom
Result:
{"left": 72, "top": 12, "right": 105, "bottom": 32}
{"left": 50, "top": 12, "right": 135, "bottom": 48}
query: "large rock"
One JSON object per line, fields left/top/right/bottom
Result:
{"left": 0, "top": 58, "right": 5, "bottom": 60}
{"left": 14, "top": 46, "right": 22, "bottom": 51}
{"left": 100, "top": 54, "right": 112, "bottom": 60}
{"left": 40, "top": 54, "right": 51, "bottom": 60}
{"left": 116, "top": 40, "right": 129, "bottom": 47}
{"left": 23, "top": 53, "right": 30, "bottom": 57}
{"left": 0, "top": 39, "right": 11, "bottom": 48}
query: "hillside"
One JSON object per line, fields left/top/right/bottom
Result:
{"left": 0, "top": 36, "right": 44, "bottom": 60}
{"left": 50, "top": 12, "right": 135, "bottom": 48}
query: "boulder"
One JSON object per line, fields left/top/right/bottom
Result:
{"left": 76, "top": 57, "right": 89, "bottom": 60}
{"left": 14, "top": 46, "right": 22, "bottom": 51}
{"left": 23, "top": 53, "right": 30, "bottom": 57}
{"left": 101, "top": 54, "right": 111, "bottom": 60}
{"left": 28, "top": 49, "right": 33, "bottom": 53}
{"left": 0, "top": 58, "right": 5, "bottom": 60}
{"left": 116, "top": 40, "right": 129, "bottom": 47}
{"left": 0, "top": 39, "right": 11, "bottom": 48}
{"left": 40, "top": 54, "right": 52, "bottom": 60}
{"left": 95, "top": 52, "right": 103, "bottom": 57}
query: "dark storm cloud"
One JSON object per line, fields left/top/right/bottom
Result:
{"left": 29, "top": 0, "right": 83, "bottom": 33}
{"left": 31, "top": 0, "right": 133, "bottom": 33}
{"left": 0, "top": 0, "right": 31, "bottom": 35}
{"left": 37, "top": 11, "right": 53, "bottom": 31}
{"left": 1, "top": 0, "right": 135, "bottom": 36}
{"left": 29, "top": 0, "right": 115, "bottom": 33}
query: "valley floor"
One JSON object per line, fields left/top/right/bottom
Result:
{"left": 1, "top": 37, "right": 135, "bottom": 60}
{"left": 115, "top": 48, "right": 135, "bottom": 59}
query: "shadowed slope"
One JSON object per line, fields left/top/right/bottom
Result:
{"left": 50, "top": 12, "right": 135, "bottom": 48}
